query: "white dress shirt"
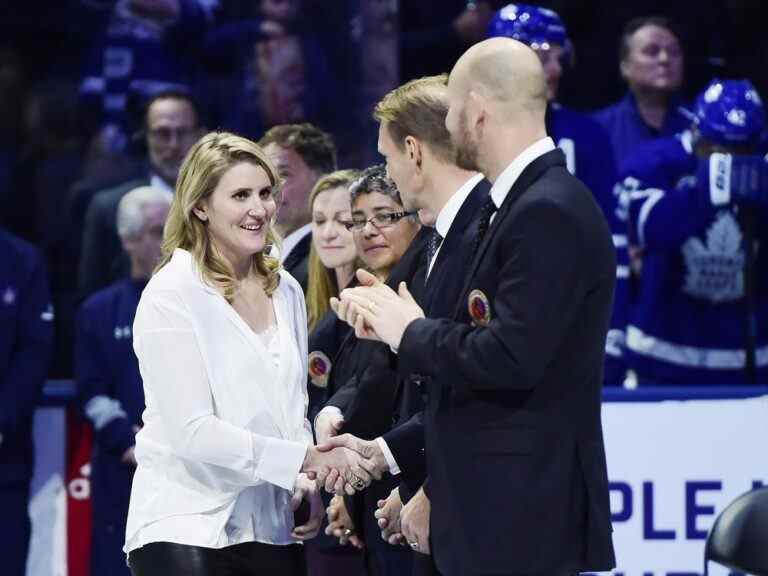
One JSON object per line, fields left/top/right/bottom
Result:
{"left": 488, "top": 137, "right": 556, "bottom": 218}
{"left": 427, "top": 173, "right": 484, "bottom": 278}
{"left": 124, "top": 249, "right": 312, "bottom": 554}
{"left": 280, "top": 223, "right": 312, "bottom": 264}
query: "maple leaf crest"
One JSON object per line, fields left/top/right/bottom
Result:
{"left": 681, "top": 211, "right": 746, "bottom": 302}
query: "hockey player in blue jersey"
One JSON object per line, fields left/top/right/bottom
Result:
{"left": 487, "top": 4, "right": 627, "bottom": 385}
{"left": 75, "top": 186, "right": 171, "bottom": 575}
{"left": 622, "top": 79, "right": 768, "bottom": 385}
{"left": 0, "top": 227, "right": 54, "bottom": 576}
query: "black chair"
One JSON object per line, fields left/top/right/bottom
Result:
{"left": 704, "top": 486, "right": 768, "bottom": 575}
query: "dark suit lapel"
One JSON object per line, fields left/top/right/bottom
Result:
{"left": 283, "top": 231, "right": 312, "bottom": 273}
{"left": 454, "top": 149, "right": 567, "bottom": 318}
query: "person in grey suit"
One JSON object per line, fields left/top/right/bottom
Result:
{"left": 77, "top": 90, "right": 203, "bottom": 299}
{"left": 334, "top": 38, "right": 616, "bottom": 576}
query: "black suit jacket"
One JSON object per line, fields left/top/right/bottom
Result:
{"left": 382, "top": 177, "right": 490, "bottom": 502}
{"left": 398, "top": 150, "right": 616, "bottom": 575}
{"left": 283, "top": 231, "right": 311, "bottom": 293}
{"left": 319, "top": 226, "right": 428, "bottom": 565}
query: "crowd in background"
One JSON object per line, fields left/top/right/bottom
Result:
{"left": 1, "top": 1, "right": 767, "bottom": 575}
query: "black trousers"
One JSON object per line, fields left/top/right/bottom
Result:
{"left": 128, "top": 540, "right": 306, "bottom": 576}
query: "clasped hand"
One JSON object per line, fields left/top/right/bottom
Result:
{"left": 303, "top": 433, "right": 389, "bottom": 495}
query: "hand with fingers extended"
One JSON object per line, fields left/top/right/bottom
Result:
{"left": 291, "top": 474, "right": 324, "bottom": 541}
{"left": 375, "top": 486, "right": 405, "bottom": 546}
{"left": 330, "top": 269, "right": 425, "bottom": 348}
{"left": 325, "top": 494, "right": 364, "bottom": 549}
{"left": 401, "top": 486, "right": 431, "bottom": 555}
{"left": 302, "top": 444, "right": 373, "bottom": 496}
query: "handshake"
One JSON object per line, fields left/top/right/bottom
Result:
{"left": 301, "top": 411, "right": 390, "bottom": 495}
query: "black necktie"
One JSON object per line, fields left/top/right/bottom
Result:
{"left": 474, "top": 196, "right": 497, "bottom": 254}
{"left": 426, "top": 229, "right": 443, "bottom": 266}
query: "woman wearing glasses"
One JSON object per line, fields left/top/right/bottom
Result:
{"left": 313, "top": 165, "right": 426, "bottom": 576}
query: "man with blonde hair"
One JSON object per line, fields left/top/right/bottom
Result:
{"left": 317, "top": 73, "right": 489, "bottom": 570}
{"left": 334, "top": 38, "right": 616, "bottom": 575}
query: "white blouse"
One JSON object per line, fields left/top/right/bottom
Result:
{"left": 124, "top": 249, "right": 312, "bottom": 554}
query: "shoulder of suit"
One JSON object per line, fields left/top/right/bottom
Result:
{"left": 92, "top": 177, "right": 151, "bottom": 210}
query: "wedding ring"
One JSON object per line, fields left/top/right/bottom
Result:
{"left": 343, "top": 528, "right": 353, "bottom": 537}
{"left": 409, "top": 541, "right": 419, "bottom": 550}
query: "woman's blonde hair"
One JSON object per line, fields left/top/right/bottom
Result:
{"left": 306, "top": 169, "right": 360, "bottom": 332}
{"left": 156, "top": 131, "right": 282, "bottom": 300}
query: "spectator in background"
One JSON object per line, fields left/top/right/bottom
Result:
{"left": 399, "top": 1, "right": 502, "bottom": 82}
{"left": 78, "top": 90, "right": 202, "bottom": 299}
{"left": 259, "top": 123, "right": 337, "bottom": 292}
{"left": 488, "top": 3, "right": 626, "bottom": 385}
{"left": 203, "top": 0, "right": 341, "bottom": 142}
{"left": 8, "top": 81, "right": 87, "bottom": 379}
{"left": 0, "top": 227, "right": 54, "bottom": 576}
{"left": 594, "top": 16, "right": 692, "bottom": 168}
{"left": 305, "top": 170, "right": 359, "bottom": 419}
{"left": 303, "top": 170, "right": 363, "bottom": 576}
{"left": 77, "top": 0, "right": 214, "bottom": 153}
{"left": 76, "top": 186, "right": 171, "bottom": 576}
{"left": 622, "top": 79, "right": 768, "bottom": 385}
{"left": 0, "top": 48, "right": 25, "bottom": 213}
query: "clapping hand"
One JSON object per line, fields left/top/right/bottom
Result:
{"left": 331, "top": 269, "right": 425, "bottom": 349}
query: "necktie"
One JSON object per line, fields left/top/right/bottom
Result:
{"left": 426, "top": 229, "right": 443, "bottom": 266}
{"left": 425, "top": 229, "right": 443, "bottom": 282}
{"left": 474, "top": 196, "right": 498, "bottom": 254}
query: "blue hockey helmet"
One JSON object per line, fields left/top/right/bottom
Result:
{"left": 694, "top": 79, "right": 765, "bottom": 147}
{"left": 487, "top": 3, "right": 572, "bottom": 56}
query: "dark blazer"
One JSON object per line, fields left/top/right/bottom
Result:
{"left": 320, "top": 226, "right": 429, "bottom": 574}
{"left": 397, "top": 150, "right": 616, "bottom": 575}
{"left": 78, "top": 177, "right": 150, "bottom": 300}
{"left": 283, "top": 231, "right": 311, "bottom": 293}
{"left": 382, "top": 177, "right": 490, "bottom": 502}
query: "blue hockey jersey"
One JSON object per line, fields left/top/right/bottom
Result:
{"left": 75, "top": 277, "right": 146, "bottom": 575}
{"left": 622, "top": 135, "right": 768, "bottom": 384}
{"left": 0, "top": 229, "right": 53, "bottom": 487}
{"left": 548, "top": 104, "right": 627, "bottom": 384}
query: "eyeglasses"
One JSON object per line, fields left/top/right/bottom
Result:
{"left": 344, "top": 211, "right": 415, "bottom": 231}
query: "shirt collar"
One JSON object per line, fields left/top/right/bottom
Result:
{"left": 280, "top": 223, "right": 312, "bottom": 263}
{"left": 489, "top": 137, "right": 555, "bottom": 209}
{"left": 150, "top": 173, "right": 174, "bottom": 195}
{"left": 435, "top": 173, "right": 484, "bottom": 238}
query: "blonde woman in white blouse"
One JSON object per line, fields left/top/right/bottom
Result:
{"left": 124, "top": 132, "right": 373, "bottom": 576}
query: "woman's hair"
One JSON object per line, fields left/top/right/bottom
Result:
{"left": 349, "top": 164, "right": 404, "bottom": 206}
{"left": 156, "top": 131, "right": 282, "bottom": 299}
{"left": 306, "top": 169, "right": 360, "bottom": 332}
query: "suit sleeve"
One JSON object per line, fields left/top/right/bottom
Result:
{"left": 381, "top": 412, "right": 426, "bottom": 497}
{"left": 75, "top": 303, "right": 135, "bottom": 457}
{"left": 0, "top": 250, "right": 53, "bottom": 442}
{"left": 398, "top": 198, "right": 586, "bottom": 397}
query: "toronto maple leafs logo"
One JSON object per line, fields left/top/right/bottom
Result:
{"left": 681, "top": 211, "right": 746, "bottom": 302}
